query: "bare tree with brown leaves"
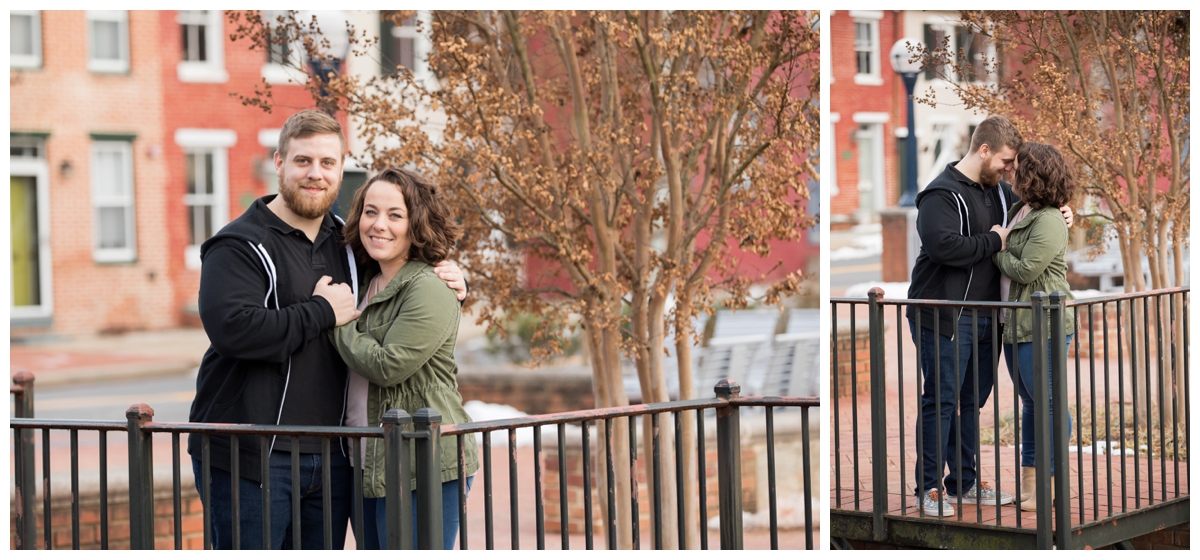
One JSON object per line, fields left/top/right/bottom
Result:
{"left": 913, "top": 10, "right": 1188, "bottom": 435}
{"left": 229, "top": 10, "right": 819, "bottom": 549}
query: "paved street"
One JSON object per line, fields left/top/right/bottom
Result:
{"left": 30, "top": 371, "right": 197, "bottom": 422}
{"left": 830, "top": 256, "right": 881, "bottom": 294}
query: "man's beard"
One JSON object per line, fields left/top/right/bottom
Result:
{"left": 279, "top": 177, "right": 339, "bottom": 219}
{"left": 979, "top": 164, "right": 1002, "bottom": 187}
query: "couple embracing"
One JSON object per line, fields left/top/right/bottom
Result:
{"left": 187, "top": 110, "right": 477, "bottom": 549}
{"left": 907, "top": 115, "right": 1077, "bottom": 516}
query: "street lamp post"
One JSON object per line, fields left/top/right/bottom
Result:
{"left": 891, "top": 38, "right": 922, "bottom": 207}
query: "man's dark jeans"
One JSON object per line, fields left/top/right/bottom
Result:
{"left": 192, "top": 449, "right": 352, "bottom": 549}
{"left": 910, "top": 314, "right": 997, "bottom": 497}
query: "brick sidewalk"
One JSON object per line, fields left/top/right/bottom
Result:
{"left": 830, "top": 304, "right": 1189, "bottom": 531}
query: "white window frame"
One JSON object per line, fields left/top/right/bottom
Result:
{"left": 11, "top": 10, "right": 43, "bottom": 69}
{"left": 261, "top": 10, "right": 306, "bottom": 84}
{"left": 177, "top": 10, "right": 228, "bottom": 83}
{"left": 957, "top": 24, "right": 999, "bottom": 85}
{"left": 386, "top": 11, "right": 434, "bottom": 84}
{"left": 923, "top": 21, "right": 956, "bottom": 83}
{"left": 91, "top": 140, "right": 137, "bottom": 262}
{"left": 176, "top": 129, "right": 235, "bottom": 269}
{"left": 853, "top": 112, "right": 888, "bottom": 221}
{"left": 259, "top": 128, "right": 281, "bottom": 193}
{"left": 10, "top": 137, "right": 54, "bottom": 320}
{"left": 87, "top": 10, "right": 130, "bottom": 74}
{"left": 851, "top": 11, "right": 883, "bottom": 86}
{"left": 828, "top": 113, "right": 840, "bottom": 196}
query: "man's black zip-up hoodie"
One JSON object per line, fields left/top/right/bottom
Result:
{"left": 187, "top": 195, "right": 358, "bottom": 483}
{"left": 906, "top": 162, "right": 1015, "bottom": 336}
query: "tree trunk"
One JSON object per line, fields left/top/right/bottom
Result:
{"left": 1171, "top": 241, "right": 1185, "bottom": 423}
{"left": 674, "top": 314, "right": 701, "bottom": 549}
{"left": 1116, "top": 230, "right": 1150, "bottom": 426}
{"left": 585, "top": 316, "right": 633, "bottom": 549}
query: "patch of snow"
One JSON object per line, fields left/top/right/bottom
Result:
{"left": 461, "top": 401, "right": 582, "bottom": 448}
{"left": 830, "top": 233, "right": 882, "bottom": 261}
{"left": 1075, "top": 440, "right": 1137, "bottom": 456}
{"left": 706, "top": 493, "right": 819, "bottom": 530}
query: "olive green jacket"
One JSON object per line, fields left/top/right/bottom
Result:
{"left": 992, "top": 203, "right": 1075, "bottom": 344}
{"left": 330, "top": 260, "right": 479, "bottom": 498}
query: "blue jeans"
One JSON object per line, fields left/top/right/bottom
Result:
{"left": 191, "top": 450, "right": 352, "bottom": 549}
{"left": 359, "top": 476, "right": 474, "bottom": 550}
{"left": 1004, "top": 336, "right": 1074, "bottom": 474}
{"left": 910, "top": 315, "right": 996, "bottom": 496}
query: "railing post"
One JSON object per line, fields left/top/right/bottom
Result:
{"left": 126, "top": 403, "right": 155, "bottom": 550}
{"left": 1030, "top": 293, "right": 1052, "bottom": 549}
{"left": 1049, "top": 291, "right": 1072, "bottom": 549}
{"left": 867, "top": 288, "right": 888, "bottom": 540}
{"left": 714, "top": 380, "right": 743, "bottom": 550}
{"left": 13, "top": 371, "right": 37, "bottom": 550}
{"left": 413, "top": 408, "right": 444, "bottom": 550}
{"left": 383, "top": 409, "right": 412, "bottom": 550}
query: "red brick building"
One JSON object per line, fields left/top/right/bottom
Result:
{"left": 9, "top": 10, "right": 333, "bottom": 337}
{"left": 828, "top": 10, "right": 905, "bottom": 229}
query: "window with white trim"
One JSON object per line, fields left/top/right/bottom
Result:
{"left": 956, "top": 25, "right": 996, "bottom": 83}
{"left": 11, "top": 11, "right": 42, "bottom": 69}
{"left": 852, "top": 12, "right": 882, "bottom": 86}
{"left": 261, "top": 10, "right": 305, "bottom": 84}
{"left": 380, "top": 11, "right": 433, "bottom": 83}
{"left": 177, "top": 129, "right": 234, "bottom": 269}
{"left": 829, "top": 113, "right": 840, "bottom": 196}
{"left": 923, "top": 24, "right": 952, "bottom": 81}
{"left": 87, "top": 11, "right": 130, "bottom": 73}
{"left": 91, "top": 140, "right": 137, "bottom": 262}
{"left": 177, "top": 10, "right": 228, "bottom": 83}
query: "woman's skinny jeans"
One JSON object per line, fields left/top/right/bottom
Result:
{"left": 1004, "top": 334, "right": 1073, "bottom": 474}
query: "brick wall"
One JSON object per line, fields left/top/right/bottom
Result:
{"left": 11, "top": 10, "right": 175, "bottom": 337}
{"left": 457, "top": 366, "right": 596, "bottom": 415}
{"left": 10, "top": 10, "right": 326, "bottom": 338}
{"left": 542, "top": 437, "right": 754, "bottom": 537}
{"left": 542, "top": 410, "right": 816, "bottom": 538}
{"left": 833, "top": 323, "right": 871, "bottom": 397}
{"left": 841, "top": 522, "right": 1189, "bottom": 550}
{"left": 829, "top": 11, "right": 903, "bottom": 225}
{"left": 10, "top": 485, "right": 205, "bottom": 550}
{"left": 1072, "top": 304, "right": 1122, "bottom": 361}
{"left": 1119, "top": 522, "right": 1189, "bottom": 550}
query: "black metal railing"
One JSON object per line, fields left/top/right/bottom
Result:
{"left": 830, "top": 286, "right": 1189, "bottom": 549}
{"left": 11, "top": 379, "right": 817, "bottom": 550}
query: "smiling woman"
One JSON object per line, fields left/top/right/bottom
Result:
{"left": 332, "top": 167, "right": 474, "bottom": 550}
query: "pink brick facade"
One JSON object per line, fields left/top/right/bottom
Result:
{"left": 828, "top": 11, "right": 904, "bottom": 229}
{"left": 10, "top": 11, "right": 174, "bottom": 336}
{"left": 10, "top": 11, "right": 321, "bottom": 336}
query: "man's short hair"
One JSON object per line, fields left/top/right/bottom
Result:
{"left": 968, "top": 115, "right": 1023, "bottom": 155}
{"left": 278, "top": 110, "right": 346, "bottom": 160}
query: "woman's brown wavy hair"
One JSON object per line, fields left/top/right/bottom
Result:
{"left": 343, "top": 168, "right": 461, "bottom": 270}
{"left": 1014, "top": 142, "right": 1076, "bottom": 210}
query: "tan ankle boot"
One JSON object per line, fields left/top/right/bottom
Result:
{"left": 1020, "top": 472, "right": 1052, "bottom": 512}
{"left": 1019, "top": 466, "right": 1035, "bottom": 503}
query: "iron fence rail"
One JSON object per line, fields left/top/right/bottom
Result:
{"left": 830, "top": 286, "right": 1189, "bottom": 549}
{"left": 11, "top": 379, "right": 817, "bottom": 550}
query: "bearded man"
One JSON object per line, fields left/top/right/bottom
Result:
{"left": 904, "top": 114, "right": 1071, "bottom": 516}
{"left": 187, "top": 110, "right": 466, "bottom": 549}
